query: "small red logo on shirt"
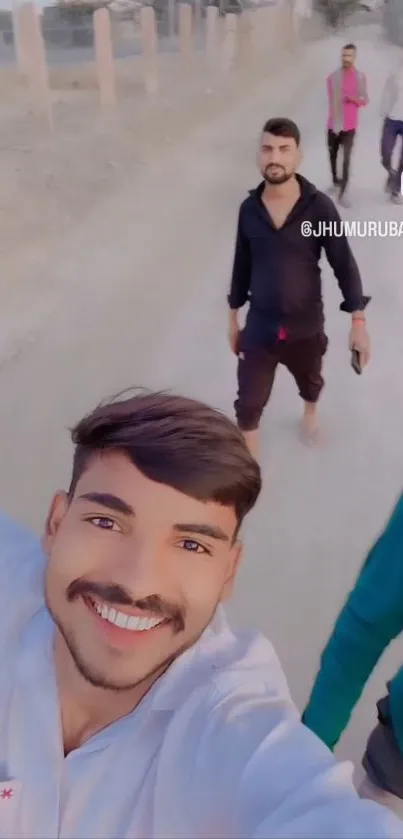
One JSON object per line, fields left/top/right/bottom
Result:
{"left": 1, "top": 788, "right": 13, "bottom": 799}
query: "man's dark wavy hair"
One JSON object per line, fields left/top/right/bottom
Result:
{"left": 262, "top": 117, "right": 300, "bottom": 146}
{"left": 69, "top": 389, "right": 261, "bottom": 535}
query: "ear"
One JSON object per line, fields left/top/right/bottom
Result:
{"left": 42, "top": 491, "right": 69, "bottom": 554}
{"left": 220, "top": 540, "right": 243, "bottom": 602}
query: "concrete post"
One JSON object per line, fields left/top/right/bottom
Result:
{"left": 206, "top": 3, "right": 218, "bottom": 64}
{"left": 222, "top": 12, "right": 237, "bottom": 72}
{"left": 290, "top": 0, "right": 300, "bottom": 44}
{"left": 12, "top": 0, "right": 27, "bottom": 76}
{"left": 268, "top": 4, "right": 278, "bottom": 50}
{"left": 274, "top": 2, "right": 285, "bottom": 48}
{"left": 250, "top": 6, "right": 264, "bottom": 56}
{"left": 17, "top": 2, "right": 52, "bottom": 130}
{"left": 238, "top": 8, "right": 253, "bottom": 66}
{"left": 168, "top": 0, "right": 175, "bottom": 38}
{"left": 281, "top": 0, "right": 289, "bottom": 46}
{"left": 178, "top": 2, "right": 193, "bottom": 61}
{"left": 94, "top": 8, "right": 117, "bottom": 110}
{"left": 140, "top": 4, "right": 158, "bottom": 95}
{"left": 194, "top": 0, "right": 202, "bottom": 32}
{"left": 282, "top": 0, "right": 294, "bottom": 47}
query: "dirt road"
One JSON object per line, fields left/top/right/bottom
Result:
{"left": 1, "top": 22, "right": 403, "bottom": 773}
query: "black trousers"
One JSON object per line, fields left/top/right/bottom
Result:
{"left": 362, "top": 695, "right": 403, "bottom": 799}
{"left": 234, "top": 333, "right": 328, "bottom": 432}
{"left": 381, "top": 117, "right": 403, "bottom": 196}
{"left": 327, "top": 129, "right": 355, "bottom": 194}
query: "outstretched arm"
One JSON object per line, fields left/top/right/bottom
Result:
{"left": 159, "top": 664, "right": 403, "bottom": 837}
{"left": 303, "top": 492, "right": 403, "bottom": 750}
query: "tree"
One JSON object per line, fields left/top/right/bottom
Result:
{"left": 314, "top": 0, "right": 360, "bottom": 26}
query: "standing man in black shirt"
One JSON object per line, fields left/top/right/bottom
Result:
{"left": 227, "top": 117, "right": 371, "bottom": 457}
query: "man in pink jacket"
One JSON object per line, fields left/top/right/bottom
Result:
{"left": 327, "top": 44, "right": 369, "bottom": 207}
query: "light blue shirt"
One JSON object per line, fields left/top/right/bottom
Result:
{"left": 0, "top": 510, "right": 402, "bottom": 838}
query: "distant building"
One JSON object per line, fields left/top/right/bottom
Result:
{"left": 41, "top": 4, "right": 93, "bottom": 47}
{"left": 0, "top": 10, "right": 13, "bottom": 46}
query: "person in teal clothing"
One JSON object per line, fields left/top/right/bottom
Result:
{"left": 303, "top": 491, "right": 403, "bottom": 811}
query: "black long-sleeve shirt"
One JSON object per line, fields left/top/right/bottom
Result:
{"left": 228, "top": 175, "right": 370, "bottom": 350}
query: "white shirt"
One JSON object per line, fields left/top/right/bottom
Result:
{"left": 0, "top": 510, "right": 402, "bottom": 839}
{"left": 389, "top": 68, "right": 403, "bottom": 120}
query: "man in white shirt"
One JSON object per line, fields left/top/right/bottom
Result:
{"left": 380, "top": 59, "right": 403, "bottom": 203}
{"left": 1, "top": 388, "right": 402, "bottom": 838}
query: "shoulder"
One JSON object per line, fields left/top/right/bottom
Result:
{"left": 152, "top": 616, "right": 403, "bottom": 836}
{"left": 236, "top": 194, "right": 258, "bottom": 237}
{"left": 312, "top": 189, "right": 340, "bottom": 219}
{"left": 153, "top": 624, "right": 298, "bottom": 833}
{"left": 0, "top": 510, "right": 40, "bottom": 571}
{"left": 177, "top": 630, "right": 301, "bottom": 762}
{"left": 156, "top": 613, "right": 295, "bottom": 746}
{"left": 239, "top": 192, "right": 256, "bottom": 216}
{"left": 179, "top": 633, "right": 299, "bottom": 775}
{"left": 0, "top": 510, "right": 45, "bottom": 636}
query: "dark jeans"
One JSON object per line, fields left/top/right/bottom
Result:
{"left": 381, "top": 117, "right": 403, "bottom": 196}
{"left": 362, "top": 695, "right": 403, "bottom": 799}
{"left": 327, "top": 129, "right": 355, "bottom": 195}
{"left": 234, "top": 333, "right": 328, "bottom": 432}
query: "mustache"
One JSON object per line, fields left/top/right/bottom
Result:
{"left": 67, "top": 579, "right": 185, "bottom": 633}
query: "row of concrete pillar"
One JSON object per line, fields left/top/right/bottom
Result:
{"left": 12, "top": 2, "right": 295, "bottom": 131}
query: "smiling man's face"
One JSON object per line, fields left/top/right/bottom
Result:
{"left": 43, "top": 452, "right": 242, "bottom": 692}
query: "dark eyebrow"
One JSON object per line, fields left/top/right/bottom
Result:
{"left": 78, "top": 492, "right": 134, "bottom": 517}
{"left": 173, "top": 523, "right": 229, "bottom": 542}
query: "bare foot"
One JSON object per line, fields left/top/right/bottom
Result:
{"left": 300, "top": 411, "right": 321, "bottom": 446}
{"left": 242, "top": 429, "right": 259, "bottom": 459}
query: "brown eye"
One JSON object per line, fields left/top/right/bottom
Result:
{"left": 87, "top": 517, "right": 120, "bottom": 532}
{"left": 179, "top": 539, "right": 209, "bottom": 555}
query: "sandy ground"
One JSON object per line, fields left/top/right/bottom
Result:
{"left": 1, "top": 17, "right": 403, "bottom": 780}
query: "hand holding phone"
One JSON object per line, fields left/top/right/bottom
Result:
{"left": 351, "top": 347, "right": 362, "bottom": 375}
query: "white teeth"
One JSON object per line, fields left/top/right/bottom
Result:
{"left": 90, "top": 599, "right": 163, "bottom": 632}
{"left": 115, "top": 611, "right": 128, "bottom": 629}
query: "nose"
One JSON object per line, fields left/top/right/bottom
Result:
{"left": 111, "top": 537, "right": 170, "bottom": 601}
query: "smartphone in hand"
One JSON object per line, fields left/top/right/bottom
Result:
{"left": 351, "top": 348, "right": 362, "bottom": 375}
